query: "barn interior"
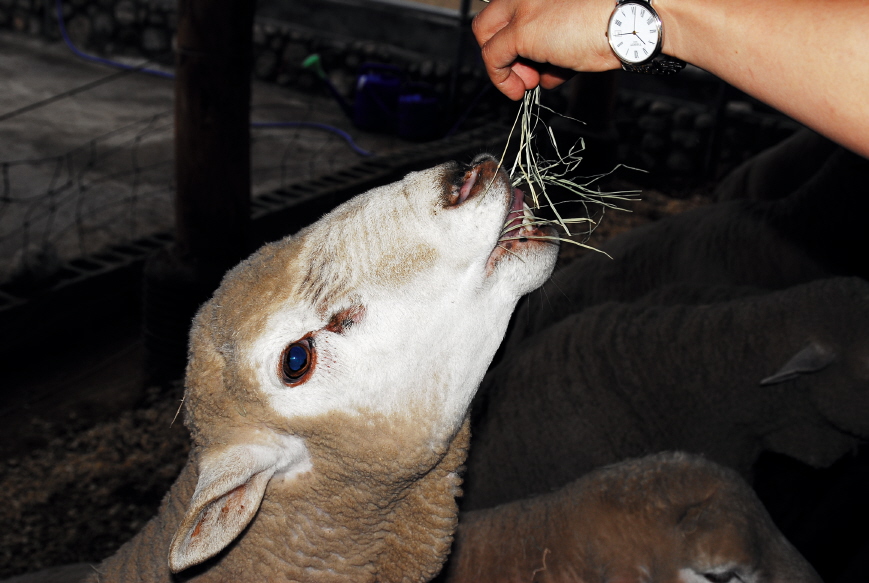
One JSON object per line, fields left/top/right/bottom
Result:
{"left": 0, "top": 0, "right": 867, "bottom": 581}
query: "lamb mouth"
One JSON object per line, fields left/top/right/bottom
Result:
{"left": 449, "top": 156, "right": 556, "bottom": 269}
{"left": 486, "top": 186, "right": 558, "bottom": 272}
{"left": 501, "top": 187, "right": 536, "bottom": 242}
{"left": 456, "top": 157, "right": 538, "bottom": 244}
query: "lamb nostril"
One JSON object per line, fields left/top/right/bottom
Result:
{"left": 457, "top": 167, "right": 480, "bottom": 205}
{"left": 446, "top": 155, "right": 503, "bottom": 207}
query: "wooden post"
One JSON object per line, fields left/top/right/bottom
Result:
{"left": 449, "top": 0, "right": 473, "bottom": 113}
{"left": 174, "top": 0, "right": 255, "bottom": 272}
{"left": 143, "top": 0, "right": 255, "bottom": 382}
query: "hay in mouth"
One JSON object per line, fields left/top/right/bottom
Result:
{"left": 496, "top": 87, "right": 641, "bottom": 254}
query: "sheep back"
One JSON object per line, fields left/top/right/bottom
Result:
{"left": 463, "top": 277, "right": 869, "bottom": 510}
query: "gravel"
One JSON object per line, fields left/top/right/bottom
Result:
{"left": 0, "top": 385, "right": 189, "bottom": 578}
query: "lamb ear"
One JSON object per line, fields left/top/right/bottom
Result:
{"left": 168, "top": 439, "right": 310, "bottom": 572}
{"left": 760, "top": 341, "right": 837, "bottom": 386}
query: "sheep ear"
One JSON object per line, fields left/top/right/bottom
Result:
{"left": 760, "top": 341, "right": 837, "bottom": 386}
{"left": 675, "top": 491, "right": 715, "bottom": 533}
{"left": 168, "top": 440, "right": 308, "bottom": 573}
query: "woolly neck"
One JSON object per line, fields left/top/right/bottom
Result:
{"left": 89, "top": 418, "right": 471, "bottom": 583}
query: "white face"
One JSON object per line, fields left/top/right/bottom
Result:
{"left": 608, "top": 2, "right": 662, "bottom": 64}
{"left": 245, "top": 155, "right": 558, "bottom": 440}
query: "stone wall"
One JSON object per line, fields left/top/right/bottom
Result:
{"left": 0, "top": 0, "right": 484, "bottom": 98}
{"left": 614, "top": 92, "right": 800, "bottom": 187}
{"left": 0, "top": 0, "right": 176, "bottom": 60}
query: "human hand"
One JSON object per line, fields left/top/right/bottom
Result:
{"left": 472, "top": 0, "right": 621, "bottom": 100}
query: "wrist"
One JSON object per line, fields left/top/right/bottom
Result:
{"left": 653, "top": 0, "right": 726, "bottom": 68}
{"left": 652, "top": 0, "right": 703, "bottom": 64}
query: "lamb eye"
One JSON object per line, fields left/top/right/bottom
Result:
{"left": 280, "top": 339, "right": 313, "bottom": 384}
{"left": 703, "top": 571, "right": 738, "bottom": 583}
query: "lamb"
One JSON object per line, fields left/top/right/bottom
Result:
{"left": 8, "top": 154, "right": 559, "bottom": 582}
{"left": 462, "top": 277, "right": 869, "bottom": 510}
{"left": 443, "top": 452, "right": 821, "bottom": 583}
{"left": 508, "top": 142, "right": 869, "bottom": 348}
{"left": 5, "top": 154, "right": 831, "bottom": 582}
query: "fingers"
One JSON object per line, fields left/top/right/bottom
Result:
{"left": 475, "top": 11, "right": 563, "bottom": 99}
{"left": 539, "top": 65, "right": 576, "bottom": 90}
{"left": 471, "top": 0, "right": 516, "bottom": 49}
{"left": 498, "top": 59, "right": 542, "bottom": 101}
{"left": 473, "top": 0, "right": 619, "bottom": 98}
{"left": 474, "top": 1, "right": 530, "bottom": 100}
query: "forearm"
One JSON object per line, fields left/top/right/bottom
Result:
{"left": 474, "top": 0, "right": 869, "bottom": 158}
{"left": 473, "top": 0, "right": 619, "bottom": 99}
{"left": 657, "top": 0, "right": 869, "bottom": 158}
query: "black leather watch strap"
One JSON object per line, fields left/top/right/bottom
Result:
{"left": 621, "top": 54, "right": 686, "bottom": 75}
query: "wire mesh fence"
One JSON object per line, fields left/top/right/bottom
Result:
{"left": 0, "top": 111, "right": 173, "bottom": 287}
{"left": 0, "top": 91, "right": 404, "bottom": 290}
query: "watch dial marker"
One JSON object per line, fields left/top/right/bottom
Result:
{"left": 610, "top": 2, "right": 662, "bottom": 64}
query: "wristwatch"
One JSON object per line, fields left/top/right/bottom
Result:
{"left": 606, "top": 0, "right": 685, "bottom": 74}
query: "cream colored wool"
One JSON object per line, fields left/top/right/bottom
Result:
{"left": 89, "top": 420, "right": 470, "bottom": 583}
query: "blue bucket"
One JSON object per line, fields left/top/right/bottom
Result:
{"left": 353, "top": 63, "right": 403, "bottom": 132}
{"left": 397, "top": 83, "right": 440, "bottom": 141}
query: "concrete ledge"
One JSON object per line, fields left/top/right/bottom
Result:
{"left": 257, "top": 0, "right": 471, "bottom": 63}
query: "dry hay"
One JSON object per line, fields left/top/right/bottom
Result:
{"left": 497, "top": 88, "right": 642, "bottom": 255}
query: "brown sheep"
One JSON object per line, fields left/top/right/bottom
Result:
{"left": 444, "top": 453, "right": 821, "bottom": 583}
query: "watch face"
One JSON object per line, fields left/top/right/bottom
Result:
{"left": 608, "top": 2, "right": 662, "bottom": 64}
